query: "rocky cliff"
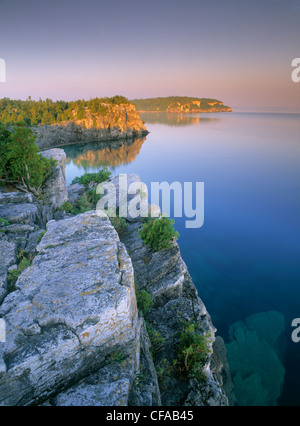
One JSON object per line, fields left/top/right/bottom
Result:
{"left": 0, "top": 167, "right": 231, "bottom": 406}
{"left": 33, "top": 103, "right": 149, "bottom": 151}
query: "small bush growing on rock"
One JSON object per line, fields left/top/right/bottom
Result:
{"left": 60, "top": 201, "right": 76, "bottom": 214}
{"left": 0, "top": 217, "right": 10, "bottom": 226}
{"left": 7, "top": 253, "right": 32, "bottom": 290}
{"left": 138, "top": 216, "right": 179, "bottom": 252}
{"left": 135, "top": 285, "right": 153, "bottom": 315}
{"left": 110, "top": 352, "right": 126, "bottom": 363}
{"left": 110, "top": 215, "right": 128, "bottom": 236}
{"left": 86, "top": 188, "right": 101, "bottom": 204}
{"left": 174, "top": 321, "right": 211, "bottom": 381}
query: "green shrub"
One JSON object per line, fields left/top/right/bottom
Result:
{"left": 36, "top": 231, "right": 46, "bottom": 244}
{"left": 110, "top": 352, "right": 126, "bottom": 363}
{"left": 145, "top": 321, "right": 165, "bottom": 359}
{"left": 60, "top": 201, "right": 76, "bottom": 214}
{"left": 7, "top": 253, "right": 32, "bottom": 290}
{"left": 60, "top": 189, "right": 101, "bottom": 217}
{"left": 86, "top": 188, "right": 101, "bottom": 204}
{"left": 75, "top": 193, "right": 94, "bottom": 213}
{"left": 0, "top": 124, "right": 56, "bottom": 194}
{"left": 71, "top": 168, "right": 111, "bottom": 187}
{"left": 175, "top": 322, "right": 211, "bottom": 381}
{"left": 0, "top": 217, "right": 10, "bottom": 226}
{"left": 135, "top": 285, "right": 153, "bottom": 315}
{"left": 138, "top": 216, "right": 179, "bottom": 252}
{"left": 110, "top": 215, "right": 128, "bottom": 236}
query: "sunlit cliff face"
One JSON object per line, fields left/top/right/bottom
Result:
{"left": 65, "top": 137, "right": 146, "bottom": 170}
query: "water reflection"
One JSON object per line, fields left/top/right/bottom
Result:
{"left": 62, "top": 137, "right": 147, "bottom": 171}
{"left": 140, "top": 112, "right": 219, "bottom": 127}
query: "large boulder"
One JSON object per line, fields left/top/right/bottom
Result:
{"left": 0, "top": 210, "right": 139, "bottom": 406}
{"left": 40, "top": 149, "right": 68, "bottom": 209}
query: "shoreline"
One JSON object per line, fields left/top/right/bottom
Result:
{"left": 137, "top": 109, "right": 232, "bottom": 113}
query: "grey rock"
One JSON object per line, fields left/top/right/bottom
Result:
{"left": 0, "top": 210, "right": 139, "bottom": 406}
{"left": 24, "top": 229, "right": 46, "bottom": 256}
{"left": 211, "top": 336, "right": 234, "bottom": 405}
{"left": 183, "top": 377, "right": 229, "bottom": 406}
{"left": 3, "top": 224, "right": 36, "bottom": 234}
{"left": 67, "top": 183, "right": 86, "bottom": 204}
{"left": 120, "top": 212, "right": 228, "bottom": 406}
{"left": 7, "top": 265, "right": 18, "bottom": 272}
{"left": 50, "top": 359, "right": 136, "bottom": 406}
{"left": 128, "top": 319, "right": 161, "bottom": 406}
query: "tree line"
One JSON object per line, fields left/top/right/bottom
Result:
{"left": 0, "top": 96, "right": 130, "bottom": 126}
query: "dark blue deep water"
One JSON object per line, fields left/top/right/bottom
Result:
{"left": 63, "top": 112, "right": 300, "bottom": 406}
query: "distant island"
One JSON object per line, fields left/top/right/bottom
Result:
{"left": 131, "top": 96, "right": 232, "bottom": 113}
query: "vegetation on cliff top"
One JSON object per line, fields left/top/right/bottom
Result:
{"left": 131, "top": 96, "right": 232, "bottom": 112}
{"left": 0, "top": 96, "right": 130, "bottom": 126}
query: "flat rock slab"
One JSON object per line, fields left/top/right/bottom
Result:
{"left": 49, "top": 357, "right": 136, "bottom": 406}
{"left": 0, "top": 192, "right": 35, "bottom": 205}
{"left": 0, "top": 210, "right": 138, "bottom": 406}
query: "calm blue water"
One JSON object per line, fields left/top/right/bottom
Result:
{"left": 63, "top": 112, "right": 300, "bottom": 406}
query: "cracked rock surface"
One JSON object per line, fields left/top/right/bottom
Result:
{"left": 0, "top": 211, "right": 139, "bottom": 406}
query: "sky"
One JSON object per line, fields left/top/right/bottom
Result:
{"left": 0, "top": 0, "right": 299, "bottom": 111}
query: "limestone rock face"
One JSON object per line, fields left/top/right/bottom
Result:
{"left": 40, "top": 148, "right": 68, "bottom": 209}
{"left": 34, "top": 104, "right": 149, "bottom": 151}
{"left": 0, "top": 211, "right": 139, "bottom": 406}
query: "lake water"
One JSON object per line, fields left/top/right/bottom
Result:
{"left": 63, "top": 112, "right": 300, "bottom": 406}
